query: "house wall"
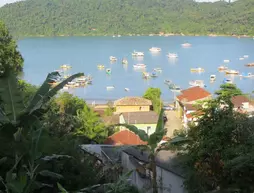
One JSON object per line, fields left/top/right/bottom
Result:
{"left": 121, "top": 152, "right": 187, "bottom": 193}
{"left": 115, "top": 105, "right": 150, "bottom": 113}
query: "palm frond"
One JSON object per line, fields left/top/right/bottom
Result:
{"left": 27, "top": 72, "right": 84, "bottom": 114}
{"left": 0, "top": 74, "right": 24, "bottom": 123}
{"left": 114, "top": 124, "right": 148, "bottom": 142}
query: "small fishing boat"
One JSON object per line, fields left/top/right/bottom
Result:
{"left": 223, "top": 60, "right": 230, "bottom": 63}
{"left": 60, "top": 64, "right": 71, "bottom": 69}
{"left": 122, "top": 58, "right": 128, "bottom": 64}
{"left": 240, "top": 72, "right": 253, "bottom": 78}
{"left": 142, "top": 72, "right": 150, "bottom": 79}
{"left": 190, "top": 67, "right": 205, "bottom": 72}
{"left": 210, "top": 75, "right": 216, "bottom": 81}
{"left": 239, "top": 57, "right": 244, "bottom": 60}
{"left": 150, "top": 72, "right": 158, "bottom": 78}
{"left": 225, "top": 69, "right": 239, "bottom": 75}
{"left": 125, "top": 88, "right": 130, "bottom": 92}
{"left": 106, "top": 68, "right": 112, "bottom": 74}
{"left": 132, "top": 51, "right": 144, "bottom": 57}
{"left": 106, "top": 86, "right": 115, "bottom": 90}
{"left": 167, "top": 53, "right": 178, "bottom": 58}
{"left": 154, "top": 68, "right": 162, "bottom": 73}
{"left": 218, "top": 65, "right": 228, "bottom": 71}
{"left": 189, "top": 80, "right": 206, "bottom": 88}
{"left": 62, "top": 86, "right": 69, "bottom": 90}
{"left": 149, "top": 47, "right": 161, "bottom": 52}
{"left": 97, "top": 64, "right": 105, "bottom": 69}
{"left": 169, "top": 83, "right": 181, "bottom": 92}
{"left": 67, "top": 81, "right": 76, "bottom": 85}
{"left": 223, "top": 78, "right": 233, "bottom": 84}
{"left": 110, "top": 56, "right": 117, "bottom": 61}
{"left": 181, "top": 43, "right": 191, "bottom": 48}
{"left": 118, "top": 35, "right": 121, "bottom": 37}
{"left": 133, "top": 64, "right": 146, "bottom": 69}
{"left": 164, "top": 79, "right": 172, "bottom": 85}
{"left": 245, "top": 63, "right": 254, "bottom": 67}
{"left": 243, "top": 55, "right": 249, "bottom": 58}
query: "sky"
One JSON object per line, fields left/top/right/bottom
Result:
{"left": 0, "top": 0, "right": 22, "bottom": 7}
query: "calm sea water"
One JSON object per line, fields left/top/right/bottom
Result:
{"left": 18, "top": 36, "right": 254, "bottom": 103}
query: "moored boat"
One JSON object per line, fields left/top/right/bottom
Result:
{"left": 133, "top": 64, "right": 146, "bottom": 69}
{"left": 223, "top": 78, "right": 233, "bottom": 84}
{"left": 106, "top": 86, "right": 115, "bottom": 90}
{"left": 167, "top": 53, "right": 178, "bottom": 58}
{"left": 97, "top": 64, "right": 105, "bottom": 69}
{"left": 223, "top": 59, "right": 230, "bottom": 63}
{"left": 122, "top": 58, "right": 128, "bottom": 64}
{"left": 218, "top": 65, "right": 228, "bottom": 71}
{"left": 243, "top": 55, "right": 249, "bottom": 58}
{"left": 149, "top": 47, "right": 161, "bottom": 52}
{"left": 225, "top": 69, "right": 239, "bottom": 75}
{"left": 60, "top": 64, "right": 72, "bottom": 69}
{"left": 189, "top": 80, "right": 206, "bottom": 88}
{"left": 150, "top": 72, "right": 158, "bottom": 78}
{"left": 154, "top": 68, "right": 162, "bottom": 72}
{"left": 125, "top": 88, "right": 130, "bottom": 92}
{"left": 169, "top": 83, "right": 181, "bottom": 92}
{"left": 181, "top": 43, "right": 191, "bottom": 48}
{"left": 132, "top": 51, "right": 144, "bottom": 57}
{"left": 190, "top": 67, "right": 205, "bottom": 72}
{"left": 142, "top": 72, "right": 150, "bottom": 79}
{"left": 240, "top": 72, "right": 254, "bottom": 78}
{"left": 210, "top": 75, "right": 216, "bottom": 81}
{"left": 106, "top": 68, "right": 112, "bottom": 74}
{"left": 110, "top": 56, "right": 117, "bottom": 61}
{"left": 164, "top": 79, "right": 172, "bottom": 85}
{"left": 239, "top": 57, "right": 244, "bottom": 60}
{"left": 245, "top": 63, "right": 254, "bottom": 67}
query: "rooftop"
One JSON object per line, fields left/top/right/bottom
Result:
{"left": 121, "top": 111, "right": 158, "bottom": 124}
{"left": 114, "top": 97, "right": 152, "bottom": 106}
{"left": 231, "top": 95, "right": 250, "bottom": 108}
{"left": 184, "top": 104, "right": 197, "bottom": 111}
{"left": 104, "top": 130, "right": 147, "bottom": 145}
{"left": 102, "top": 114, "right": 119, "bottom": 125}
{"left": 177, "top": 86, "right": 211, "bottom": 103}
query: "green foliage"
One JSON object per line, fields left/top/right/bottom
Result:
{"left": 172, "top": 96, "right": 254, "bottom": 193}
{"left": 1, "top": 0, "right": 254, "bottom": 37}
{"left": 0, "top": 21, "right": 23, "bottom": 75}
{"left": 18, "top": 80, "right": 38, "bottom": 106}
{"left": 143, "top": 87, "right": 162, "bottom": 114}
{"left": 215, "top": 84, "right": 243, "bottom": 97}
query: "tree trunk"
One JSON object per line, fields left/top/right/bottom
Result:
{"left": 151, "top": 154, "right": 158, "bottom": 193}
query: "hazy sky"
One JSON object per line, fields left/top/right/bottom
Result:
{"left": 0, "top": 0, "right": 22, "bottom": 7}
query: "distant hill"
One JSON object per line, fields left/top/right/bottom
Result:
{"left": 0, "top": 0, "right": 253, "bottom": 37}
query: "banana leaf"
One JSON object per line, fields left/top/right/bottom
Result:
{"left": 27, "top": 72, "right": 84, "bottom": 114}
{"left": 0, "top": 74, "right": 24, "bottom": 123}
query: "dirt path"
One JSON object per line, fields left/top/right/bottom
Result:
{"left": 164, "top": 110, "right": 182, "bottom": 137}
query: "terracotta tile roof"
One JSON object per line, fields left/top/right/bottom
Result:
{"left": 177, "top": 86, "right": 211, "bottom": 103}
{"left": 184, "top": 104, "right": 197, "bottom": 111}
{"left": 114, "top": 97, "right": 152, "bottom": 106}
{"left": 231, "top": 95, "right": 250, "bottom": 108}
{"left": 104, "top": 130, "right": 147, "bottom": 145}
{"left": 122, "top": 111, "right": 158, "bottom": 124}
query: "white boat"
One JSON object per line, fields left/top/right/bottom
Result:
{"left": 189, "top": 80, "right": 206, "bottom": 88}
{"left": 122, "top": 58, "right": 128, "bottom": 64}
{"left": 240, "top": 72, "right": 253, "bottom": 78}
{"left": 133, "top": 64, "right": 146, "bottom": 69}
{"left": 106, "top": 68, "right": 112, "bottom": 74}
{"left": 110, "top": 56, "right": 117, "bottom": 61}
{"left": 142, "top": 72, "right": 150, "bottom": 79}
{"left": 225, "top": 70, "right": 239, "bottom": 75}
{"left": 223, "top": 59, "right": 230, "bottom": 63}
{"left": 132, "top": 51, "right": 144, "bottom": 57}
{"left": 118, "top": 35, "right": 121, "bottom": 37}
{"left": 243, "top": 55, "right": 249, "bottom": 58}
{"left": 167, "top": 53, "right": 178, "bottom": 58}
{"left": 218, "top": 65, "right": 228, "bottom": 71}
{"left": 154, "top": 68, "right": 162, "bottom": 72}
{"left": 210, "top": 75, "right": 216, "bottom": 81}
{"left": 63, "top": 86, "right": 69, "bottom": 90}
{"left": 125, "top": 88, "right": 130, "bottom": 92}
{"left": 68, "top": 81, "right": 76, "bottom": 85}
{"left": 181, "top": 43, "right": 191, "bottom": 48}
{"left": 239, "top": 57, "right": 244, "bottom": 60}
{"left": 169, "top": 83, "right": 181, "bottom": 92}
{"left": 60, "top": 64, "right": 72, "bottom": 69}
{"left": 223, "top": 78, "right": 233, "bottom": 84}
{"left": 164, "top": 79, "right": 172, "bottom": 85}
{"left": 190, "top": 67, "right": 205, "bottom": 72}
{"left": 106, "top": 86, "right": 115, "bottom": 90}
{"left": 149, "top": 47, "right": 161, "bottom": 52}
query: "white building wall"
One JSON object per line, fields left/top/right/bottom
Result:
{"left": 121, "top": 152, "right": 187, "bottom": 193}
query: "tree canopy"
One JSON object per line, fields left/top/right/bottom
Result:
{"left": 143, "top": 87, "right": 162, "bottom": 113}
{"left": 0, "top": 0, "right": 254, "bottom": 37}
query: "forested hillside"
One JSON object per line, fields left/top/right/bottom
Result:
{"left": 0, "top": 0, "right": 254, "bottom": 37}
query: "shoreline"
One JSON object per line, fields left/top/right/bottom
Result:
{"left": 17, "top": 33, "right": 254, "bottom": 40}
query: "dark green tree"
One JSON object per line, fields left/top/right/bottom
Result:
{"left": 215, "top": 84, "right": 243, "bottom": 97}
{"left": 143, "top": 87, "right": 162, "bottom": 113}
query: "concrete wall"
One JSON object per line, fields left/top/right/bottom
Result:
{"left": 121, "top": 152, "right": 187, "bottom": 193}
{"left": 116, "top": 105, "right": 150, "bottom": 113}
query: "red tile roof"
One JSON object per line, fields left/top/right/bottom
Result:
{"left": 177, "top": 86, "right": 211, "bottom": 103}
{"left": 231, "top": 95, "right": 250, "bottom": 108}
{"left": 104, "top": 130, "right": 147, "bottom": 145}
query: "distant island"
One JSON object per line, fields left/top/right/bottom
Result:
{"left": 0, "top": 0, "right": 253, "bottom": 38}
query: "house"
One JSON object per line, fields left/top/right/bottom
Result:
{"left": 80, "top": 145, "right": 187, "bottom": 193}
{"left": 114, "top": 97, "right": 152, "bottom": 113}
{"left": 122, "top": 147, "right": 187, "bottom": 193}
{"left": 104, "top": 130, "right": 147, "bottom": 146}
{"left": 231, "top": 95, "right": 254, "bottom": 113}
{"left": 119, "top": 111, "right": 159, "bottom": 135}
{"left": 175, "top": 87, "right": 211, "bottom": 126}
